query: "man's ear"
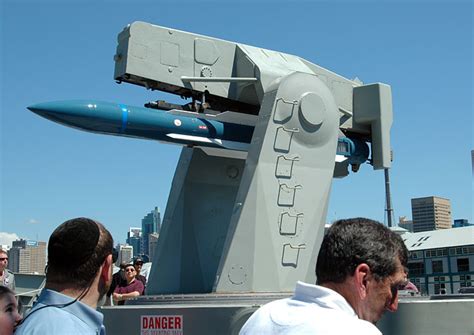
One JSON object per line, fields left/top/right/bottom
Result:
{"left": 101, "top": 254, "right": 113, "bottom": 282}
{"left": 354, "top": 263, "right": 371, "bottom": 299}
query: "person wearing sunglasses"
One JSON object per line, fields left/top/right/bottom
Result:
{"left": 113, "top": 263, "right": 144, "bottom": 305}
{"left": 133, "top": 258, "right": 146, "bottom": 295}
{"left": 0, "top": 249, "right": 15, "bottom": 292}
{"left": 240, "top": 218, "right": 408, "bottom": 335}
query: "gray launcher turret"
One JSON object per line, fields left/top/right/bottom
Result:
{"left": 114, "top": 21, "right": 393, "bottom": 294}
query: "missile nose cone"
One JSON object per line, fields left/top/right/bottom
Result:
{"left": 27, "top": 100, "right": 123, "bottom": 133}
{"left": 27, "top": 102, "right": 53, "bottom": 117}
{"left": 28, "top": 100, "right": 96, "bottom": 119}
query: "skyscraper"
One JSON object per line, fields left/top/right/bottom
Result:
{"left": 116, "top": 244, "right": 133, "bottom": 266}
{"left": 126, "top": 227, "right": 142, "bottom": 257}
{"left": 141, "top": 207, "right": 161, "bottom": 257}
{"left": 8, "top": 239, "right": 47, "bottom": 274}
{"left": 148, "top": 232, "right": 160, "bottom": 262}
{"left": 411, "top": 196, "right": 452, "bottom": 232}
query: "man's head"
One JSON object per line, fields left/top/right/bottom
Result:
{"left": 316, "top": 218, "right": 408, "bottom": 323}
{"left": 0, "top": 249, "right": 8, "bottom": 273}
{"left": 124, "top": 263, "right": 137, "bottom": 282}
{"left": 133, "top": 258, "right": 144, "bottom": 274}
{"left": 46, "top": 217, "right": 113, "bottom": 296}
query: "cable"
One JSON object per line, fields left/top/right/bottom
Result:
{"left": 15, "top": 283, "right": 91, "bottom": 329}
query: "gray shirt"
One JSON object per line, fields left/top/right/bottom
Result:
{"left": 1, "top": 269, "right": 16, "bottom": 291}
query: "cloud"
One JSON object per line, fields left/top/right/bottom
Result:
{"left": 0, "top": 232, "right": 20, "bottom": 247}
{"left": 28, "top": 219, "right": 39, "bottom": 224}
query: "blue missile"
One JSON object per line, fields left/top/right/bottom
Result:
{"left": 27, "top": 100, "right": 254, "bottom": 151}
{"left": 27, "top": 100, "right": 369, "bottom": 164}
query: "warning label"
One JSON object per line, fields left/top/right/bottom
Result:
{"left": 141, "top": 315, "right": 184, "bottom": 335}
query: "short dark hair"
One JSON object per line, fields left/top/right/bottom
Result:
{"left": 46, "top": 217, "right": 113, "bottom": 289}
{"left": 316, "top": 218, "right": 408, "bottom": 284}
{"left": 0, "top": 286, "right": 14, "bottom": 299}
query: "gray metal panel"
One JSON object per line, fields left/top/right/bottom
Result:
{"left": 214, "top": 72, "right": 339, "bottom": 292}
{"left": 101, "top": 296, "right": 474, "bottom": 335}
{"left": 353, "top": 83, "right": 393, "bottom": 169}
{"left": 378, "top": 297, "right": 474, "bottom": 335}
{"left": 147, "top": 148, "right": 245, "bottom": 294}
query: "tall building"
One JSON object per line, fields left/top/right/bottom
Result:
{"left": 116, "top": 244, "right": 133, "bottom": 266}
{"left": 8, "top": 239, "right": 47, "bottom": 274}
{"left": 148, "top": 232, "right": 160, "bottom": 262}
{"left": 411, "top": 196, "right": 452, "bottom": 233}
{"left": 126, "top": 227, "right": 142, "bottom": 257}
{"left": 141, "top": 207, "right": 161, "bottom": 257}
{"left": 398, "top": 216, "right": 414, "bottom": 232}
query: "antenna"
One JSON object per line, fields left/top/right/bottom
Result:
{"left": 384, "top": 150, "right": 394, "bottom": 227}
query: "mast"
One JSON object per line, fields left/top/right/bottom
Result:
{"left": 384, "top": 167, "right": 394, "bottom": 227}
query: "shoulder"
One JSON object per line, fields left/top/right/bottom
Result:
{"left": 3, "top": 270, "right": 15, "bottom": 289}
{"left": 240, "top": 297, "right": 382, "bottom": 335}
{"left": 132, "top": 279, "right": 144, "bottom": 290}
{"left": 15, "top": 307, "right": 97, "bottom": 335}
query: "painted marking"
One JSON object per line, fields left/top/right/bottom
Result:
{"left": 119, "top": 104, "right": 128, "bottom": 132}
{"left": 166, "top": 133, "right": 249, "bottom": 151}
{"left": 174, "top": 119, "right": 182, "bottom": 127}
{"left": 141, "top": 315, "right": 183, "bottom": 335}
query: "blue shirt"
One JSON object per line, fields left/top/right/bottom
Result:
{"left": 15, "top": 289, "right": 106, "bottom": 335}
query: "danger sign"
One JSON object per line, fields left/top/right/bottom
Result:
{"left": 141, "top": 315, "right": 183, "bottom": 335}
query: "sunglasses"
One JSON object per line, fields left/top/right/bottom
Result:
{"left": 125, "top": 268, "right": 136, "bottom": 273}
{"left": 0, "top": 258, "right": 8, "bottom": 261}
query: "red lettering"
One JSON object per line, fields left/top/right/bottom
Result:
{"left": 175, "top": 316, "right": 182, "bottom": 329}
{"left": 141, "top": 315, "right": 183, "bottom": 331}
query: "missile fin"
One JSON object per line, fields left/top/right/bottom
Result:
{"left": 166, "top": 133, "right": 249, "bottom": 151}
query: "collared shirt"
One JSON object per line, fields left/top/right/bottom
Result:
{"left": 1, "top": 269, "right": 16, "bottom": 291}
{"left": 240, "top": 281, "right": 382, "bottom": 335}
{"left": 15, "top": 289, "right": 106, "bottom": 335}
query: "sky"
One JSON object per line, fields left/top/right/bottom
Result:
{"left": 1, "top": 0, "right": 472, "bottom": 246}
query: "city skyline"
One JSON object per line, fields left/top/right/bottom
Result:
{"left": 1, "top": 1, "right": 472, "bottom": 246}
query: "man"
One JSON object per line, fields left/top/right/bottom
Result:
{"left": 133, "top": 257, "right": 147, "bottom": 294}
{"left": 0, "top": 249, "right": 15, "bottom": 292}
{"left": 240, "top": 218, "right": 408, "bottom": 334}
{"left": 104, "top": 262, "right": 127, "bottom": 305}
{"left": 15, "top": 217, "right": 114, "bottom": 334}
{"left": 112, "top": 263, "right": 144, "bottom": 305}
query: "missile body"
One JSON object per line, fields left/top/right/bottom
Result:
{"left": 27, "top": 100, "right": 254, "bottom": 151}
{"left": 28, "top": 100, "right": 369, "bottom": 164}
